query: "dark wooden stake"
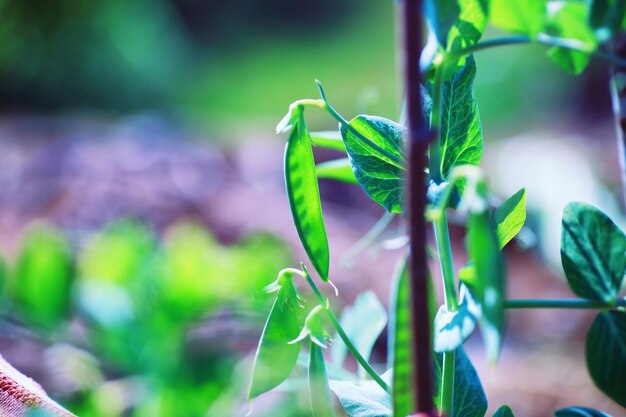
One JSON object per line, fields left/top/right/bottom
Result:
{"left": 402, "top": 0, "right": 437, "bottom": 416}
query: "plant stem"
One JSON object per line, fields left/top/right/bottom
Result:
{"left": 609, "top": 36, "right": 626, "bottom": 208}
{"left": 428, "top": 66, "right": 445, "bottom": 183}
{"left": 440, "top": 351, "right": 455, "bottom": 416}
{"left": 446, "top": 34, "right": 626, "bottom": 67}
{"left": 505, "top": 298, "right": 626, "bottom": 309}
{"left": 433, "top": 208, "right": 457, "bottom": 417}
{"left": 303, "top": 273, "right": 391, "bottom": 393}
{"left": 433, "top": 212, "right": 458, "bottom": 311}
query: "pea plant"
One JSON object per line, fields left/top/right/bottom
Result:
{"left": 249, "top": 1, "right": 626, "bottom": 416}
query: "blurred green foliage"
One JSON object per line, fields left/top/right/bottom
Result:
{"left": 0, "top": 219, "right": 304, "bottom": 416}
{"left": 11, "top": 224, "right": 72, "bottom": 330}
{"left": 0, "top": 0, "right": 191, "bottom": 110}
{"left": 0, "top": 0, "right": 595, "bottom": 138}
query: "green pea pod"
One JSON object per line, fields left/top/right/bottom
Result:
{"left": 248, "top": 297, "right": 302, "bottom": 399}
{"left": 285, "top": 117, "right": 330, "bottom": 281}
{"left": 389, "top": 255, "right": 437, "bottom": 416}
{"left": 388, "top": 256, "right": 414, "bottom": 417}
{"left": 309, "top": 341, "right": 336, "bottom": 417}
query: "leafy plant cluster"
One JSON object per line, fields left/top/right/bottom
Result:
{"left": 0, "top": 220, "right": 291, "bottom": 416}
{"left": 249, "top": 1, "right": 626, "bottom": 416}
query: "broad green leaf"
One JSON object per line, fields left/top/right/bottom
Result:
{"left": 434, "top": 284, "right": 480, "bottom": 353}
{"left": 439, "top": 56, "right": 483, "bottom": 179}
{"left": 493, "top": 405, "right": 515, "bottom": 417}
{"left": 494, "top": 188, "right": 527, "bottom": 250}
{"left": 309, "top": 342, "right": 337, "bottom": 417}
{"left": 426, "top": 0, "right": 488, "bottom": 53}
{"left": 316, "top": 159, "right": 358, "bottom": 184}
{"left": 585, "top": 311, "right": 626, "bottom": 407}
{"left": 447, "top": 0, "right": 489, "bottom": 53}
{"left": 489, "top": 0, "right": 548, "bottom": 37}
{"left": 588, "top": 0, "right": 626, "bottom": 41}
{"left": 249, "top": 286, "right": 303, "bottom": 399}
{"left": 545, "top": 2, "right": 597, "bottom": 74}
{"left": 310, "top": 131, "right": 347, "bottom": 153}
{"left": 467, "top": 201, "right": 506, "bottom": 364}
{"left": 555, "top": 407, "right": 613, "bottom": 417}
{"left": 12, "top": 224, "right": 72, "bottom": 329}
{"left": 560, "top": 202, "right": 626, "bottom": 302}
{"left": 331, "top": 291, "right": 387, "bottom": 369}
{"left": 340, "top": 115, "right": 406, "bottom": 213}
{"left": 433, "top": 348, "right": 487, "bottom": 417}
{"left": 284, "top": 111, "right": 330, "bottom": 281}
{"left": 329, "top": 371, "right": 392, "bottom": 417}
{"left": 425, "top": 0, "right": 461, "bottom": 48}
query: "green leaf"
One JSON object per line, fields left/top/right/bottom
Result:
{"left": 560, "top": 202, "right": 626, "bottom": 302}
{"left": 249, "top": 289, "right": 303, "bottom": 399}
{"left": 12, "top": 224, "right": 72, "bottom": 329}
{"left": 555, "top": 407, "right": 613, "bottom": 417}
{"left": 284, "top": 112, "right": 330, "bottom": 281}
{"left": 489, "top": 0, "right": 548, "bottom": 37}
{"left": 585, "top": 311, "right": 626, "bottom": 407}
{"left": 447, "top": 0, "right": 489, "bottom": 53}
{"left": 309, "top": 341, "right": 337, "bottom": 417}
{"left": 493, "top": 405, "right": 515, "bottom": 417}
{"left": 425, "top": 0, "right": 461, "bottom": 48}
{"left": 426, "top": 0, "right": 488, "bottom": 52}
{"left": 494, "top": 188, "right": 527, "bottom": 250}
{"left": 588, "top": 0, "right": 626, "bottom": 41}
{"left": 316, "top": 159, "right": 358, "bottom": 184}
{"left": 331, "top": 291, "right": 387, "bottom": 369}
{"left": 340, "top": 115, "right": 406, "bottom": 213}
{"left": 434, "top": 348, "right": 487, "bottom": 417}
{"left": 433, "top": 284, "right": 480, "bottom": 353}
{"left": 310, "top": 131, "right": 347, "bottom": 153}
{"left": 545, "top": 2, "right": 597, "bottom": 74}
{"left": 439, "top": 56, "right": 483, "bottom": 179}
{"left": 467, "top": 196, "right": 506, "bottom": 364}
{"left": 329, "top": 372, "right": 392, "bottom": 417}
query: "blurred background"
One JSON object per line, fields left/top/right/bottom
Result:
{"left": 0, "top": 0, "right": 624, "bottom": 416}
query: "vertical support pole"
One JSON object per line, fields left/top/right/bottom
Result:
{"left": 402, "top": 0, "right": 437, "bottom": 416}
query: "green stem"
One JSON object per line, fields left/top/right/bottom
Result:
{"left": 433, "top": 212, "right": 458, "bottom": 311}
{"left": 440, "top": 351, "right": 455, "bottom": 417}
{"left": 314, "top": 81, "right": 407, "bottom": 167}
{"left": 428, "top": 67, "right": 444, "bottom": 183}
{"left": 433, "top": 210, "right": 457, "bottom": 416}
{"left": 446, "top": 34, "right": 626, "bottom": 68}
{"left": 505, "top": 298, "right": 626, "bottom": 309}
{"left": 429, "top": 59, "right": 457, "bottom": 415}
{"left": 304, "top": 273, "right": 391, "bottom": 393}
